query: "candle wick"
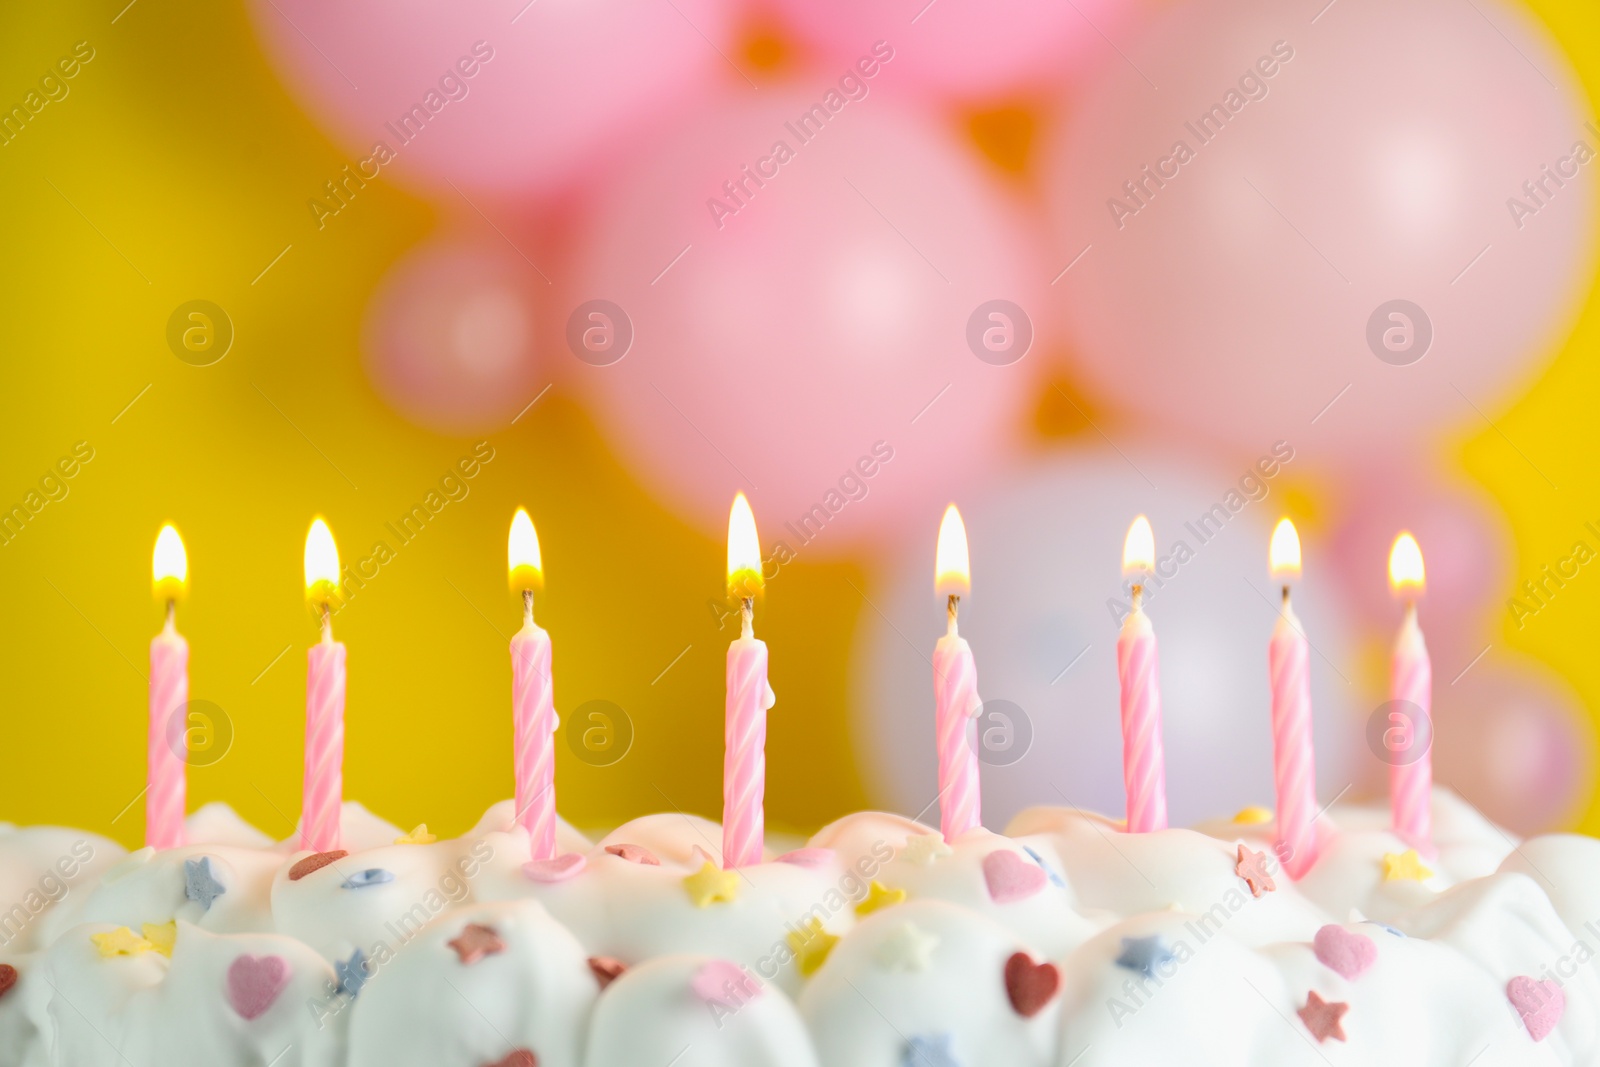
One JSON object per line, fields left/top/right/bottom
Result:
{"left": 1131, "top": 584, "right": 1144, "bottom": 612}
{"left": 320, "top": 601, "right": 332, "bottom": 642}
{"left": 522, "top": 588, "right": 534, "bottom": 625}
{"left": 163, "top": 599, "right": 176, "bottom": 632}
{"left": 1281, "top": 585, "right": 1291, "bottom": 609}
{"left": 740, "top": 597, "right": 754, "bottom": 639}
{"left": 946, "top": 594, "right": 959, "bottom": 636}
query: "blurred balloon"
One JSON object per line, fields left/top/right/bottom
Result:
{"left": 569, "top": 88, "right": 1045, "bottom": 553}
{"left": 1044, "top": 0, "right": 1597, "bottom": 468}
{"left": 852, "top": 447, "right": 1360, "bottom": 829}
{"left": 1434, "top": 652, "right": 1593, "bottom": 834}
{"left": 362, "top": 234, "right": 547, "bottom": 434}
{"left": 247, "top": 0, "right": 738, "bottom": 198}
{"left": 767, "top": 0, "right": 1137, "bottom": 100}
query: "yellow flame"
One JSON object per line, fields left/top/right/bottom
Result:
{"left": 934, "top": 504, "right": 971, "bottom": 597}
{"left": 151, "top": 525, "right": 187, "bottom": 602}
{"left": 508, "top": 508, "right": 543, "bottom": 592}
{"left": 1122, "top": 515, "right": 1155, "bottom": 577}
{"left": 726, "top": 493, "right": 763, "bottom": 598}
{"left": 1269, "top": 518, "right": 1302, "bottom": 581}
{"left": 1389, "top": 531, "right": 1425, "bottom": 595}
{"left": 304, "top": 517, "right": 340, "bottom": 604}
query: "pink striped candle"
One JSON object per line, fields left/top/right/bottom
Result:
{"left": 508, "top": 509, "right": 558, "bottom": 861}
{"left": 302, "top": 518, "right": 345, "bottom": 854}
{"left": 1388, "top": 532, "right": 1432, "bottom": 852}
{"left": 1117, "top": 516, "right": 1168, "bottom": 834}
{"left": 147, "top": 525, "right": 189, "bottom": 851}
{"left": 933, "top": 505, "right": 981, "bottom": 841}
{"left": 1267, "top": 519, "right": 1318, "bottom": 879}
{"left": 723, "top": 494, "right": 773, "bottom": 869}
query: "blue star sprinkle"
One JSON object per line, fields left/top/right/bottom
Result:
{"left": 1022, "top": 846, "right": 1066, "bottom": 889}
{"left": 1362, "top": 920, "right": 1406, "bottom": 938}
{"left": 335, "top": 948, "right": 369, "bottom": 997}
{"left": 901, "top": 1033, "right": 959, "bottom": 1067}
{"left": 183, "top": 856, "right": 226, "bottom": 910}
{"left": 340, "top": 868, "right": 395, "bottom": 890}
{"left": 1115, "top": 935, "right": 1176, "bottom": 979}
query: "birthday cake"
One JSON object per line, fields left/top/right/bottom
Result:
{"left": 1, "top": 789, "right": 1597, "bottom": 1067}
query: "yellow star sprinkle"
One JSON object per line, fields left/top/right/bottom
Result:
{"left": 141, "top": 921, "right": 178, "bottom": 958}
{"left": 1381, "top": 849, "right": 1434, "bottom": 883}
{"left": 395, "top": 824, "right": 437, "bottom": 845}
{"left": 899, "top": 833, "right": 953, "bottom": 865}
{"left": 1233, "top": 806, "right": 1274, "bottom": 825}
{"left": 787, "top": 917, "right": 839, "bottom": 977}
{"left": 683, "top": 862, "right": 741, "bottom": 907}
{"left": 855, "top": 880, "right": 907, "bottom": 917}
{"left": 92, "top": 927, "right": 153, "bottom": 958}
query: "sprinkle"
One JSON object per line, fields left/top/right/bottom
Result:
{"left": 524, "top": 853, "right": 586, "bottom": 884}
{"left": 340, "top": 869, "right": 395, "bottom": 890}
{"left": 288, "top": 850, "right": 348, "bottom": 881}
{"left": 184, "top": 857, "right": 227, "bottom": 910}
{"left": 1114, "top": 935, "right": 1175, "bottom": 980}
{"left": 588, "top": 956, "right": 627, "bottom": 989}
{"left": 683, "top": 862, "right": 740, "bottom": 907}
{"left": 899, "top": 833, "right": 953, "bottom": 865}
{"left": 226, "top": 954, "right": 291, "bottom": 1020}
{"left": 1297, "top": 991, "right": 1349, "bottom": 1043}
{"left": 603, "top": 843, "right": 659, "bottom": 865}
{"left": 483, "top": 1050, "right": 538, "bottom": 1067}
{"left": 1508, "top": 976, "right": 1566, "bottom": 1041}
{"left": 1313, "top": 925, "right": 1376, "bottom": 980}
{"left": 775, "top": 848, "right": 835, "bottom": 869}
{"left": 982, "top": 850, "right": 1046, "bottom": 904}
{"left": 1361, "top": 920, "right": 1406, "bottom": 938}
{"left": 142, "top": 921, "right": 178, "bottom": 958}
{"left": 0, "top": 964, "right": 17, "bottom": 1000}
{"left": 1021, "top": 846, "right": 1066, "bottom": 888}
{"left": 394, "top": 824, "right": 437, "bottom": 845}
{"left": 1004, "top": 951, "right": 1061, "bottom": 1017}
{"left": 92, "top": 927, "right": 153, "bottom": 958}
{"left": 1381, "top": 849, "right": 1433, "bottom": 883}
{"left": 335, "top": 948, "right": 368, "bottom": 997}
{"left": 1233, "top": 806, "right": 1274, "bottom": 824}
{"left": 786, "top": 917, "right": 839, "bottom": 977}
{"left": 901, "top": 1034, "right": 959, "bottom": 1067}
{"left": 1235, "top": 845, "right": 1276, "bottom": 897}
{"left": 448, "top": 923, "right": 506, "bottom": 966}
{"left": 855, "top": 880, "right": 907, "bottom": 917}
{"left": 875, "top": 921, "right": 939, "bottom": 972}
{"left": 690, "top": 959, "right": 762, "bottom": 1005}
{"left": 691, "top": 845, "right": 718, "bottom": 867}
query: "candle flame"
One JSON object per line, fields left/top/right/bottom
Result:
{"left": 726, "top": 492, "right": 763, "bottom": 599}
{"left": 1122, "top": 515, "right": 1155, "bottom": 577}
{"left": 1269, "top": 518, "right": 1302, "bottom": 582}
{"left": 151, "top": 524, "right": 188, "bottom": 602}
{"left": 304, "top": 517, "right": 341, "bottom": 605}
{"left": 507, "top": 508, "right": 543, "bottom": 592}
{"left": 934, "top": 504, "right": 971, "bottom": 598}
{"left": 1388, "top": 531, "right": 1425, "bottom": 596}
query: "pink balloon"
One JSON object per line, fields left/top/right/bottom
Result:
{"left": 1045, "top": 0, "right": 1597, "bottom": 467}
{"left": 569, "top": 88, "right": 1046, "bottom": 553}
{"left": 247, "top": 0, "right": 737, "bottom": 197}
{"left": 363, "top": 234, "right": 548, "bottom": 434}
{"left": 767, "top": 0, "right": 1139, "bottom": 100}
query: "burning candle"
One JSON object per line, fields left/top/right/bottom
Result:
{"left": 508, "top": 509, "right": 558, "bottom": 861}
{"left": 1118, "top": 516, "right": 1168, "bottom": 834}
{"left": 933, "top": 505, "right": 982, "bottom": 842}
{"left": 1267, "top": 519, "right": 1319, "bottom": 878}
{"left": 302, "top": 517, "right": 346, "bottom": 853}
{"left": 147, "top": 525, "right": 189, "bottom": 851}
{"left": 723, "top": 493, "right": 774, "bottom": 869}
{"left": 1387, "top": 531, "right": 1433, "bottom": 852}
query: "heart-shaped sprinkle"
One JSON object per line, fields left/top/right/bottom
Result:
{"left": 983, "top": 850, "right": 1047, "bottom": 904}
{"left": 483, "top": 1050, "right": 538, "bottom": 1067}
{"left": 1313, "top": 925, "right": 1377, "bottom": 980}
{"left": 1508, "top": 976, "right": 1566, "bottom": 1042}
{"left": 288, "top": 851, "right": 348, "bottom": 881}
{"left": 0, "top": 964, "right": 17, "bottom": 1000}
{"left": 523, "top": 853, "right": 586, "bottom": 883}
{"left": 227, "top": 955, "right": 291, "bottom": 1021}
{"left": 340, "top": 869, "right": 394, "bottom": 890}
{"left": 604, "top": 844, "right": 659, "bottom": 865}
{"left": 1004, "top": 951, "right": 1060, "bottom": 1017}
{"left": 588, "top": 956, "right": 627, "bottom": 989}
{"left": 691, "top": 960, "right": 761, "bottom": 1005}
{"left": 775, "top": 848, "right": 836, "bottom": 869}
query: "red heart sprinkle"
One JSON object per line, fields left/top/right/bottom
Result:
{"left": 0, "top": 964, "right": 18, "bottom": 1000}
{"left": 483, "top": 1051, "right": 538, "bottom": 1067}
{"left": 288, "top": 851, "right": 348, "bottom": 881}
{"left": 1004, "top": 951, "right": 1060, "bottom": 1017}
{"left": 588, "top": 956, "right": 627, "bottom": 989}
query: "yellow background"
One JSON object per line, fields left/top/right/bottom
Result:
{"left": 0, "top": 0, "right": 1595, "bottom": 845}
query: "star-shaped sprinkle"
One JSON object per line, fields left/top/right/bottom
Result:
{"left": 1235, "top": 845, "right": 1276, "bottom": 898}
{"left": 683, "top": 862, "right": 740, "bottom": 908}
{"left": 875, "top": 921, "right": 939, "bottom": 972}
{"left": 901, "top": 1033, "right": 959, "bottom": 1067}
{"left": 92, "top": 927, "right": 153, "bottom": 958}
{"left": 786, "top": 917, "right": 839, "bottom": 977}
{"left": 1233, "top": 806, "right": 1274, "bottom": 825}
{"left": 184, "top": 856, "right": 226, "bottom": 910}
{"left": 288, "top": 850, "right": 348, "bottom": 881}
{"left": 341, "top": 868, "right": 395, "bottom": 890}
{"left": 1381, "top": 850, "right": 1433, "bottom": 883}
{"left": 588, "top": 956, "right": 627, "bottom": 989}
{"left": 0, "top": 964, "right": 19, "bottom": 999}
{"left": 483, "top": 1049, "right": 537, "bottom": 1067}
{"left": 855, "top": 880, "right": 907, "bottom": 917}
{"left": 899, "top": 833, "right": 953, "bottom": 865}
{"left": 1115, "top": 935, "right": 1176, "bottom": 980}
{"left": 335, "top": 949, "right": 368, "bottom": 997}
{"left": 142, "top": 921, "right": 177, "bottom": 958}
{"left": 1298, "top": 991, "right": 1349, "bottom": 1042}
{"left": 447, "top": 923, "right": 506, "bottom": 966}
{"left": 394, "top": 824, "right": 436, "bottom": 845}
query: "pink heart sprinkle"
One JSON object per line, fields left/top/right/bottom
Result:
{"left": 1313, "top": 925, "right": 1377, "bottom": 981}
{"left": 775, "top": 848, "right": 835, "bottom": 869}
{"left": 604, "top": 844, "right": 659, "bottom": 865}
{"left": 523, "top": 853, "right": 586, "bottom": 883}
{"left": 1508, "top": 976, "right": 1566, "bottom": 1042}
{"left": 982, "top": 850, "right": 1047, "bottom": 904}
{"left": 690, "top": 960, "right": 762, "bottom": 1005}
{"left": 227, "top": 955, "right": 291, "bottom": 1021}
